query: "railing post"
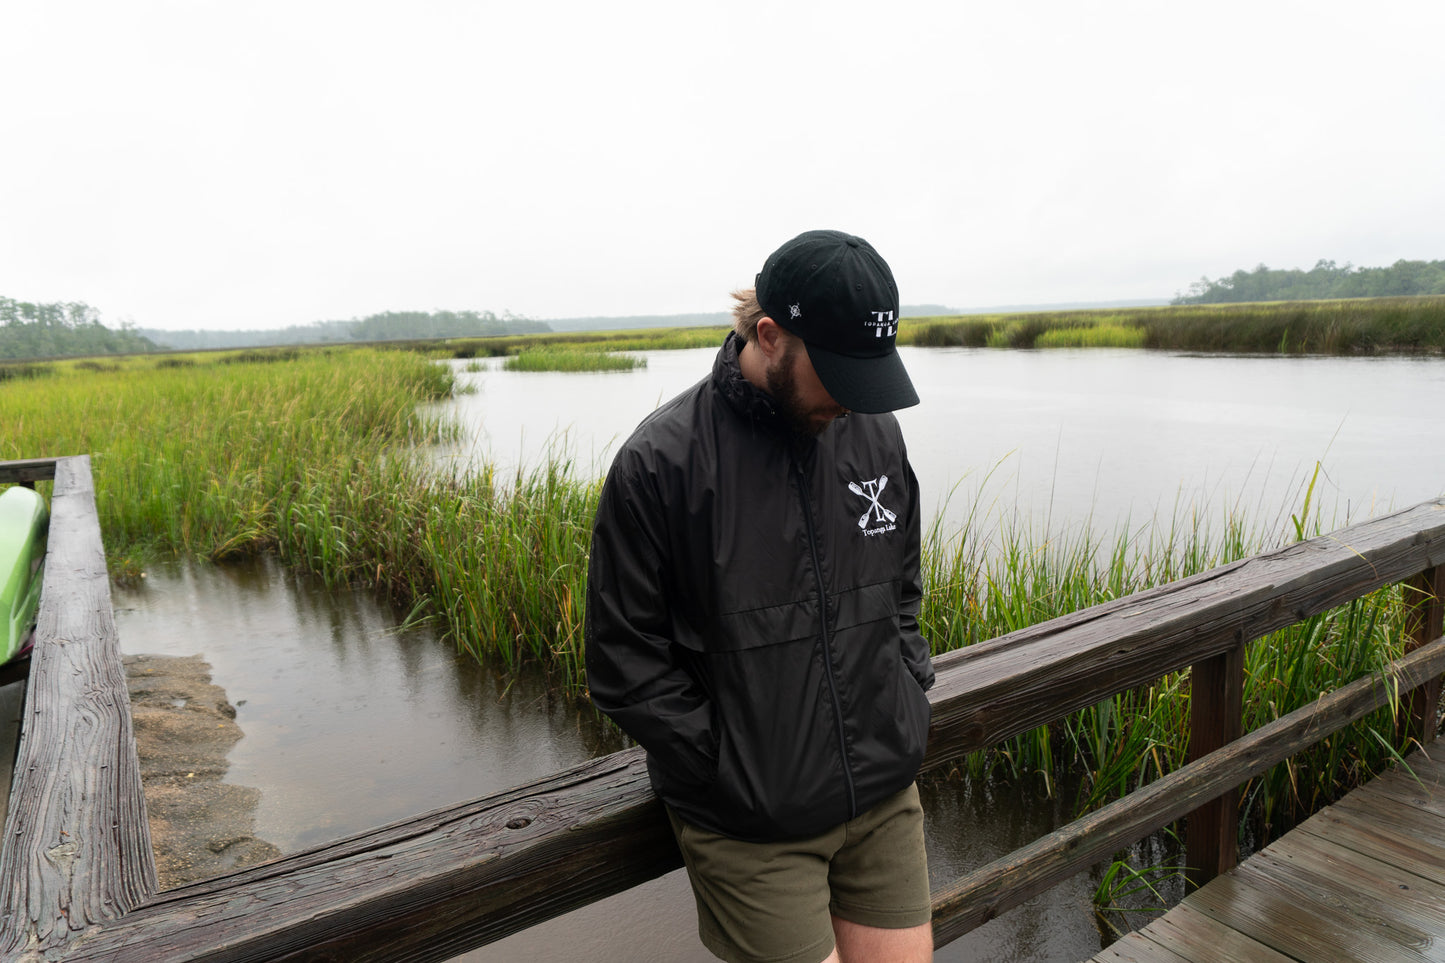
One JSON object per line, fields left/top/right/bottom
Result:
{"left": 1185, "top": 642, "right": 1244, "bottom": 889}
{"left": 1403, "top": 565, "right": 1445, "bottom": 747}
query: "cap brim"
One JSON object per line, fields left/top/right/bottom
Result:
{"left": 802, "top": 343, "right": 919, "bottom": 414}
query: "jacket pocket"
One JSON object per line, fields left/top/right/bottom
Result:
{"left": 708, "top": 595, "right": 822, "bottom": 652}
{"left": 700, "top": 626, "right": 852, "bottom": 838}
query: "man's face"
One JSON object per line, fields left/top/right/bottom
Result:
{"left": 765, "top": 337, "right": 846, "bottom": 437}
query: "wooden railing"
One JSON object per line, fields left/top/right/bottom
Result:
{"left": 1, "top": 455, "right": 1441, "bottom": 962}
{"left": 0, "top": 457, "right": 156, "bottom": 959}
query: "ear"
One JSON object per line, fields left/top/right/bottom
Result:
{"left": 754, "top": 316, "right": 788, "bottom": 361}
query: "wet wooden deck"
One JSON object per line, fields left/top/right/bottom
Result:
{"left": 1091, "top": 748, "right": 1445, "bottom": 962}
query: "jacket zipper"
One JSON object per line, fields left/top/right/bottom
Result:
{"left": 794, "top": 458, "right": 858, "bottom": 819}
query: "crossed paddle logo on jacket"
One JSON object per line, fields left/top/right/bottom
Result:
{"left": 848, "top": 476, "right": 897, "bottom": 532}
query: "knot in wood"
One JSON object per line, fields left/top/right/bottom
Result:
{"left": 506, "top": 816, "right": 532, "bottom": 830}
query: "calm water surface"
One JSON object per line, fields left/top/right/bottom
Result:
{"left": 434, "top": 346, "right": 1445, "bottom": 542}
{"left": 114, "top": 557, "right": 619, "bottom": 851}
{"left": 117, "top": 347, "right": 1444, "bottom": 961}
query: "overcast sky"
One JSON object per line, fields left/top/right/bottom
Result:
{"left": 3, "top": 1, "right": 1442, "bottom": 331}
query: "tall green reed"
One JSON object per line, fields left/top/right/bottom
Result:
{"left": 922, "top": 471, "right": 1420, "bottom": 850}
{"left": 410, "top": 458, "right": 599, "bottom": 680}
{"left": 2, "top": 348, "right": 453, "bottom": 569}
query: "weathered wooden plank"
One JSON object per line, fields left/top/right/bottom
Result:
{"left": 1094, "top": 903, "right": 1297, "bottom": 963}
{"left": 1378, "top": 746, "right": 1445, "bottom": 786}
{"left": 1354, "top": 755, "right": 1445, "bottom": 819}
{"left": 1254, "top": 830, "right": 1445, "bottom": 935}
{"left": 928, "top": 636, "right": 1445, "bottom": 947}
{"left": 1188, "top": 865, "right": 1431, "bottom": 963}
{"left": 51, "top": 749, "right": 677, "bottom": 962}
{"left": 0, "top": 457, "right": 156, "bottom": 957}
{"left": 1184, "top": 642, "right": 1243, "bottom": 888}
{"left": 925, "top": 498, "right": 1445, "bottom": 770}
{"left": 1214, "top": 852, "right": 1443, "bottom": 962}
{"left": 0, "top": 459, "right": 58, "bottom": 485}
{"left": 1089, "top": 928, "right": 1196, "bottom": 963}
{"left": 1297, "top": 804, "right": 1445, "bottom": 888}
{"left": 1100, "top": 753, "right": 1445, "bottom": 963}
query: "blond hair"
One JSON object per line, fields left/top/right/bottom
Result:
{"left": 731, "top": 287, "right": 767, "bottom": 344}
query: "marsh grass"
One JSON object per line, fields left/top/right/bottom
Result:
{"left": 219, "top": 347, "right": 303, "bottom": 365}
{"left": 904, "top": 295, "right": 1445, "bottom": 354}
{"left": 411, "top": 459, "right": 599, "bottom": 679}
{"left": 0, "top": 362, "right": 54, "bottom": 382}
{"left": 503, "top": 347, "right": 646, "bottom": 372}
{"left": 922, "top": 475, "right": 1418, "bottom": 852}
{"left": 1034, "top": 323, "right": 1148, "bottom": 349}
{"left": 446, "top": 325, "right": 728, "bottom": 359}
{"left": 1, "top": 347, "right": 454, "bottom": 570}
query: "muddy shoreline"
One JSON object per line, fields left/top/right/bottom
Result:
{"left": 125, "top": 653, "right": 280, "bottom": 889}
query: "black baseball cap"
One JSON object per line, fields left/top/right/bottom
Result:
{"left": 755, "top": 229, "right": 919, "bottom": 413}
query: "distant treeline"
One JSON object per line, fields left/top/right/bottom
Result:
{"left": 1174, "top": 259, "right": 1445, "bottom": 304}
{"left": 908, "top": 296, "right": 1445, "bottom": 355}
{"left": 1, "top": 297, "right": 156, "bottom": 360}
{"left": 140, "top": 309, "right": 551, "bottom": 350}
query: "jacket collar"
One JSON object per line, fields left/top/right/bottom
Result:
{"left": 713, "top": 332, "right": 782, "bottom": 425}
{"left": 712, "top": 332, "right": 821, "bottom": 457}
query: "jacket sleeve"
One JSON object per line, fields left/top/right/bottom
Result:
{"left": 899, "top": 456, "right": 936, "bottom": 691}
{"left": 584, "top": 452, "right": 719, "bottom": 786}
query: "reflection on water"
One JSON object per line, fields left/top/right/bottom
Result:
{"left": 114, "top": 556, "right": 623, "bottom": 851}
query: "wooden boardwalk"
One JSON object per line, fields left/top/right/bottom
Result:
{"left": 1092, "top": 749, "right": 1445, "bottom": 963}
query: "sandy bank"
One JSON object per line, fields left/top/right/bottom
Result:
{"left": 125, "top": 653, "right": 281, "bottom": 889}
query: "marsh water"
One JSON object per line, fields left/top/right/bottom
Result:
{"left": 434, "top": 347, "right": 1445, "bottom": 542}
{"left": 113, "top": 346, "right": 1445, "bottom": 961}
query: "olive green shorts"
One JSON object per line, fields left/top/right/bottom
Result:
{"left": 665, "top": 783, "right": 931, "bottom": 963}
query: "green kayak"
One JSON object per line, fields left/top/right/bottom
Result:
{"left": 1, "top": 486, "right": 48, "bottom": 665}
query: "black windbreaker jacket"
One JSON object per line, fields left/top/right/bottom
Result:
{"left": 584, "top": 334, "right": 935, "bottom": 842}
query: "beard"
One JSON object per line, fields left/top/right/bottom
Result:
{"left": 764, "top": 343, "right": 837, "bottom": 438}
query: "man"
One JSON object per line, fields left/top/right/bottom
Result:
{"left": 585, "top": 230, "right": 935, "bottom": 963}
